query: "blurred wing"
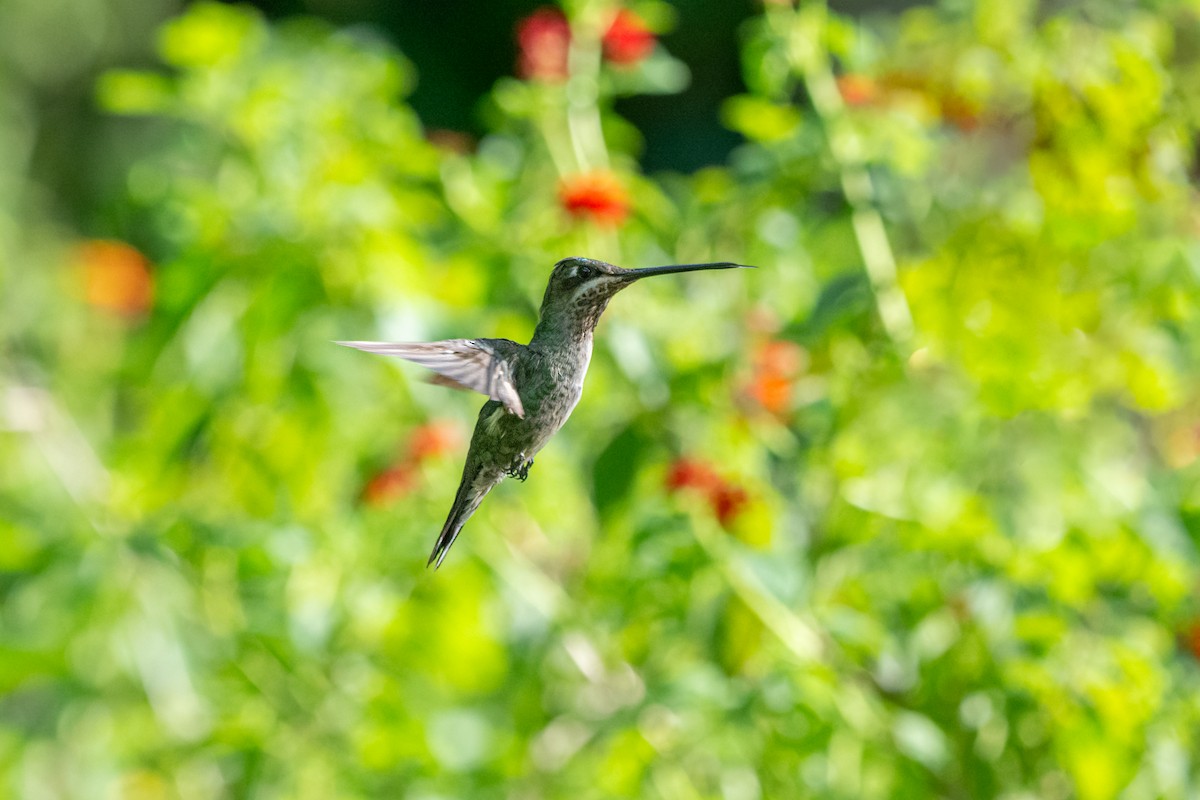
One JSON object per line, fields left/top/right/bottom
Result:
{"left": 337, "top": 339, "right": 525, "bottom": 418}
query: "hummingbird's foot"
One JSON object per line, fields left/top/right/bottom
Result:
{"left": 506, "top": 455, "right": 534, "bottom": 482}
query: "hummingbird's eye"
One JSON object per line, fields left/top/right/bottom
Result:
{"left": 577, "top": 265, "right": 594, "bottom": 280}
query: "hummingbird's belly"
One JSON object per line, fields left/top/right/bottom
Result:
{"left": 478, "top": 379, "right": 582, "bottom": 467}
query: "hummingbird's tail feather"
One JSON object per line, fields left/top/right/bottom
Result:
{"left": 428, "top": 465, "right": 496, "bottom": 569}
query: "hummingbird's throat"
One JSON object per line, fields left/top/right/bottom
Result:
{"left": 569, "top": 282, "right": 619, "bottom": 333}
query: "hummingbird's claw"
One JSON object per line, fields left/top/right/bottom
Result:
{"left": 507, "top": 455, "right": 534, "bottom": 482}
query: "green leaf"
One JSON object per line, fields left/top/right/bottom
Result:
{"left": 591, "top": 420, "right": 651, "bottom": 520}
{"left": 720, "top": 94, "right": 803, "bottom": 142}
{"left": 95, "top": 70, "right": 174, "bottom": 114}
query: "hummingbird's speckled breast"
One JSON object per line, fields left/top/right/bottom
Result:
{"left": 470, "top": 335, "right": 594, "bottom": 478}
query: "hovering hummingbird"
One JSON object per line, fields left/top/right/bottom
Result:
{"left": 340, "top": 257, "right": 752, "bottom": 568}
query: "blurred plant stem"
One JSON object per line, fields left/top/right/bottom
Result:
{"left": 777, "top": 2, "right": 915, "bottom": 350}
{"left": 477, "top": 506, "right": 826, "bottom": 665}
{"left": 540, "top": 4, "right": 620, "bottom": 259}
{"left": 481, "top": 532, "right": 572, "bottom": 619}
{"left": 2, "top": 381, "right": 110, "bottom": 510}
{"left": 566, "top": 10, "right": 610, "bottom": 174}
{"left": 690, "top": 513, "right": 824, "bottom": 663}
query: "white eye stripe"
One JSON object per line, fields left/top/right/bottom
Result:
{"left": 569, "top": 272, "right": 619, "bottom": 303}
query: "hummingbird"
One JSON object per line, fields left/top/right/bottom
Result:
{"left": 340, "top": 257, "right": 751, "bottom": 568}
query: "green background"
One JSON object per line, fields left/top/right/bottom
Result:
{"left": 3, "top": 0, "right": 1200, "bottom": 797}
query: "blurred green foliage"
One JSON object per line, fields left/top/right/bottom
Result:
{"left": 3, "top": 0, "right": 1200, "bottom": 798}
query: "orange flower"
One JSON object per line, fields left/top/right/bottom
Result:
{"left": 836, "top": 74, "right": 879, "bottom": 108}
{"left": 516, "top": 7, "right": 571, "bottom": 81}
{"left": 602, "top": 10, "right": 655, "bottom": 66}
{"left": 407, "top": 420, "right": 461, "bottom": 462}
{"left": 745, "top": 339, "right": 804, "bottom": 418}
{"left": 78, "top": 240, "right": 154, "bottom": 317}
{"left": 426, "top": 129, "right": 475, "bottom": 154}
{"left": 559, "top": 171, "right": 630, "bottom": 226}
{"left": 749, "top": 373, "right": 791, "bottom": 415}
{"left": 876, "top": 71, "right": 987, "bottom": 132}
{"left": 939, "top": 92, "right": 981, "bottom": 132}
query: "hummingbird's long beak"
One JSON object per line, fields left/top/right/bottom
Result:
{"left": 625, "top": 262, "right": 754, "bottom": 280}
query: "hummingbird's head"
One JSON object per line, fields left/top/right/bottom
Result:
{"left": 537, "top": 257, "right": 751, "bottom": 335}
{"left": 537, "top": 257, "right": 630, "bottom": 333}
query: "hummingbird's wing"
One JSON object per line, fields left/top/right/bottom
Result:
{"left": 337, "top": 339, "right": 526, "bottom": 418}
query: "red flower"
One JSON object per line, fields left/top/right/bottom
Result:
{"left": 711, "top": 484, "right": 749, "bottom": 527}
{"left": 362, "top": 421, "right": 460, "bottom": 506}
{"left": 666, "top": 458, "right": 722, "bottom": 493}
{"left": 516, "top": 8, "right": 571, "bottom": 81}
{"left": 559, "top": 171, "right": 630, "bottom": 226}
{"left": 603, "top": 10, "right": 655, "bottom": 66}
{"left": 78, "top": 240, "right": 154, "bottom": 317}
{"left": 836, "top": 74, "right": 879, "bottom": 108}
{"left": 362, "top": 464, "right": 417, "bottom": 506}
{"left": 665, "top": 457, "right": 750, "bottom": 528}
{"left": 1183, "top": 620, "right": 1200, "bottom": 662}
